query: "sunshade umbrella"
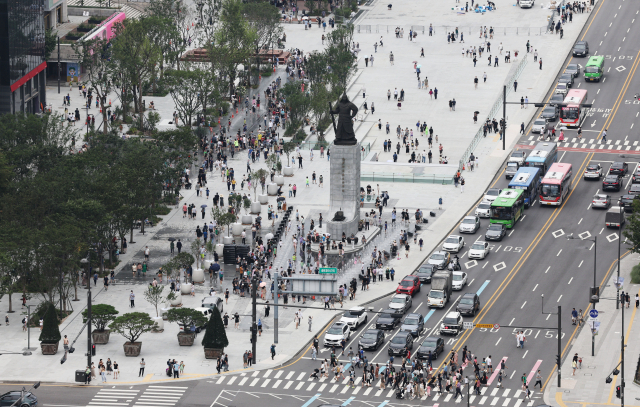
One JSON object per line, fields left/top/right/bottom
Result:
{"left": 259, "top": 282, "right": 267, "bottom": 288}
{"left": 201, "top": 204, "right": 208, "bottom": 208}
{"left": 211, "top": 263, "right": 220, "bottom": 272}
{"left": 168, "top": 237, "right": 177, "bottom": 242}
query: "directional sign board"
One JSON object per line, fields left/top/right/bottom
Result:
{"left": 319, "top": 267, "right": 337, "bottom": 274}
{"left": 476, "top": 324, "right": 494, "bottom": 329}
{"left": 463, "top": 322, "right": 474, "bottom": 330}
{"left": 589, "top": 309, "right": 599, "bottom": 319}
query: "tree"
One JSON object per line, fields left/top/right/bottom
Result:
{"left": 325, "top": 25, "right": 357, "bottom": 95}
{"left": 164, "top": 67, "right": 202, "bottom": 127}
{"left": 280, "top": 81, "right": 311, "bottom": 135}
{"left": 250, "top": 168, "right": 268, "bottom": 199}
{"left": 201, "top": 306, "right": 228, "bottom": 349}
{"left": 39, "top": 302, "right": 61, "bottom": 344}
{"left": 161, "top": 252, "right": 196, "bottom": 281}
{"left": 109, "top": 312, "right": 158, "bottom": 344}
{"left": 167, "top": 308, "right": 208, "bottom": 331}
{"left": 243, "top": 2, "right": 283, "bottom": 85}
{"left": 211, "top": 205, "right": 237, "bottom": 236}
{"left": 624, "top": 199, "right": 640, "bottom": 254}
{"left": 44, "top": 28, "right": 57, "bottom": 61}
{"left": 82, "top": 304, "right": 119, "bottom": 332}
{"left": 144, "top": 285, "right": 165, "bottom": 317}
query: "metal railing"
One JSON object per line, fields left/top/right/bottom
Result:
{"left": 296, "top": 141, "right": 371, "bottom": 161}
{"left": 360, "top": 25, "right": 547, "bottom": 36}
{"left": 361, "top": 172, "right": 453, "bottom": 184}
{"left": 458, "top": 55, "right": 528, "bottom": 170}
{"left": 546, "top": 0, "right": 566, "bottom": 32}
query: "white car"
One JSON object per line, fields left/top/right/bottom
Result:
{"left": 468, "top": 241, "right": 490, "bottom": 259}
{"left": 324, "top": 322, "right": 351, "bottom": 347}
{"left": 584, "top": 163, "right": 603, "bottom": 180}
{"left": 339, "top": 306, "right": 368, "bottom": 330}
{"left": 483, "top": 188, "right": 502, "bottom": 203}
{"left": 555, "top": 83, "right": 568, "bottom": 97}
{"left": 509, "top": 151, "right": 527, "bottom": 165}
{"left": 532, "top": 118, "right": 550, "bottom": 134}
{"left": 459, "top": 216, "right": 480, "bottom": 233}
{"left": 442, "top": 235, "right": 465, "bottom": 252}
{"left": 475, "top": 201, "right": 492, "bottom": 218}
{"left": 452, "top": 272, "right": 468, "bottom": 290}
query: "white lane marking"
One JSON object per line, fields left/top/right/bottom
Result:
{"left": 523, "top": 350, "right": 529, "bottom": 359}
{"left": 545, "top": 266, "right": 550, "bottom": 273}
{"left": 496, "top": 337, "right": 502, "bottom": 346}
{"left": 579, "top": 260, "right": 583, "bottom": 268}
{"left": 557, "top": 249, "right": 562, "bottom": 256}
{"left": 568, "top": 277, "right": 573, "bottom": 284}
{"left": 557, "top": 295, "right": 563, "bottom": 302}
{"left": 521, "top": 301, "right": 527, "bottom": 309}
{"left": 532, "top": 284, "right": 538, "bottom": 291}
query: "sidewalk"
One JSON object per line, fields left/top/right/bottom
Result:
{"left": 545, "top": 252, "right": 640, "bottom": 407}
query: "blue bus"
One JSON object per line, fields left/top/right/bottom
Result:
{"left": 524, "top": 142, "right": 558, "bottom": 175}
{"left": 508, "top": 167, "right": 541, "bottom": 208}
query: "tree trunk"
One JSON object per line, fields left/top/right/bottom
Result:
{"left": 7, "top": 293, "right": 12, "bottom": 313}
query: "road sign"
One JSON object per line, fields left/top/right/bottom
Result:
{"left": 589, "top": 309, "right": 599, "bottom": 319}
{"left": 463, "top": 322, "right": 474, "bottom": 330}
{"left": 319, "top": 267, "right": 337, "bottom": 274}
{"left": 614, "top": 277, "right": 624, "bottom": 290}
{"left": 590, "top": 320, "right": 601, "bottom": 335}
{"left": 493, "top": 323, "right": 500, "bottom": 330}
{"left": 476, "top": 324, "right": 494, "bottom": 329}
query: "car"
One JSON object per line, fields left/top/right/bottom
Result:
{"left": 618, "top": 195, "right": 637, "bottom": 213}
{"left": 584, "top": 163, "right": 603, "bottom": 180}
{"left": 468, "top": 241, "right": 490, "bottom": 260}
{"left": 416, "top": 337, "right": 445, "bottom": 360}
{"left": 485, "top": 223, "right": 506, "bottom": 241}
{"left": 605, "top": 207, "right": 626, "bottom": 228}
{"left": 509, "top": 151, "right": 527, "bottom": 165}
{"left": 505, "top": 161, "right": 520, "bottom": 179}
{"left": 375, "top": 309, "right": 402, "bottom": 330}
{"left": 565, "top": 63, "right": 581, "bottom": 78}
{"left": 602, "top": 174, "right": 622, "bottom": 191}
{"left": 400, "top": 313, "right": 425, "bottom": 337}
{"left": 358, "top": 329, "right": 385, "bottom": 351}
{"left": 417, "top": 263, "right": 437, "bottom": 283}
{"left": 396, "top": 275, "right": 421, "bottom": 296}
{"left": 452, "top": 271, "right": 468, "bottom": 290}
{"left": 323, "top": 322, "right": 350, "bottom": 346}
{"left": 549, "top": 93, "right": 565, "bottom": 106}
{"left": 0, "top": 392, "right": 38, "bottom": 407}
{"left": 592, "top": 194, "right": 611, "bottom": 209}
{"left": 610, "top": 162, "right": 629, "bottom": 176}
{"left": 459, "top": 216, "right": 480, "bottom": 233}
{"left": 388, "top": 294, "right": 413, "bottom": 315}
{"left": 440, "top": 311, "right": 463, "bottom": 335}
{"left": 428, "top": 251, "right": 451, "bottom": 270}
{"left": 632, "top": 168, "right": 640, "bottom": 184}
{"left": 202, "top": 295, "right": 224, "bottom": 314}
{"left": 532, "top": 118, "right": 552, "bottom": 134}
{"left": 388, "top": 332, "right": 414, "bottom": 356}
{"left": 339, "top": 306, "right": 368, "bottom": 330}
{"left": 572, "top": 41, "right": 589, "bottom": 57}
{"left": 484, "top": 188, "right": 502, "bottom": 203}
{"left": 555, "top": 83, "right": 568, "bottom": 97}
{"left": 541, "top": 105, "right": 559, "bottom": 122}
{"left": 629, "top": 184, "right": 640, "bottom": 196}
{"left": 456, "top": 293, "right": 481, "bottom": 316}
{"left": 475, "top": 201, "right": 492, "bottom": 218}
{"left": 558, "top": 73, "right": 574, "bottom": 88}
{"left": 442, "top": 235, "right": 465, "bottom": 252}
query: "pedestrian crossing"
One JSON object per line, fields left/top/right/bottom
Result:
{"left": 211, "top": 369, "right": 543, "bottom": 405}
{"left": 524, "top": 135, "right": 640, "bottom": 150}
{"left": 86, "top": 386, "right": 187, "bottom": 407}
{"left": 87, "top": 388, "right": 139, "bottom": 407}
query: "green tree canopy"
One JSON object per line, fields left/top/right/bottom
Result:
{"left": 39, "top": 302, "right": 61, "bottom": 344}
{"left": 109, "top": 312, "right": 158, "bottom": 343}
{"left": 83, "top": 304, "right": 119, "bottom": 332}
{"left": 201, "top": 306, "right": 228, "bottom": 348}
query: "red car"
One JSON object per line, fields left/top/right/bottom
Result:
{"left": 396, "top": 276, "right": 421, "bottom": 296}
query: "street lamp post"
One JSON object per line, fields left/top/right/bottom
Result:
{"left": 617, "top": 200, "right": 623, "bottom": 310}
{"left": 80, "top": 255, "right": 92, "bottom": 370}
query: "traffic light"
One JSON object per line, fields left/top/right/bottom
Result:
{"left": 556, "top": 354, "right": 561, "bottom": 366}
{"left": 613, "top": 368, "right": 620, "bottom": 375}
{"left": 69, "top": 347, "right": 75, "bottom": 354}
{"left": 91, "top": 344, "right": 96, "bottom": 356}
{"left": 606, "top": 376, "right": 613, "bottom": 384}
{"left": 616, "top": 386, "right": 621, "bottom": 399}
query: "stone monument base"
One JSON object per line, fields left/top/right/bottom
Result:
{"left": 327, "top": 143, "right": 361, "bottom": 239}
{"left": 327, "top": 217, "right": 360, "bottom": 241}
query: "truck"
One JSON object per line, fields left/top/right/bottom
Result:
{"left": 605, "top": 207, "right": 626, "bottom": 228}
{"left": 428, "top": 270, "right": 452, "bottom": 308}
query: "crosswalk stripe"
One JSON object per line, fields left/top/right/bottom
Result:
{"left": 238, "top": 377, "right": 248, "bottom": 386}
{"left": 264, "top": 369, "right": 273, "bottom": 378}
{"left": 591, "top": 144, "right": 597, "bottom": 149}
{"left": 444, "top": 394, "right": 452, "bottom": 402}
{"left": 296, "top": 372, "right": 306, "bottom": 381}
{"left": 318, "top": 384, "right": 327, "bottom": 392}
{"left": 354, "top": 377, "right": 362, "bottom": 385}
{"left": 341, "top": 385, "right": 350, "bottom": 394}
{"left": 528, "top": 400, "right": 535, "bottom": 406}
{"left": 364, "top": 387, "right": 373, "bottom": 396}
{"left": 261, "top": 379, "right": 271, "bottom": 387}
{"left": 227, "top": 376, "right": 237, "bottom": 385}
{"left": 572, "top": 143, "right": 579, "bottom": 148}
{"left": 273, "top": 380, "right": 282, "bottom": 388}
{"left": 491, "top": 388, "right": 499, "bottom": 396}
{"left": 330, "top": 384, "right": 339, "bottom": 393}
{"left": 307, "top": 383, "right": 316, "bottom": 391}
{"left": 295, "top": 382, "right": 305, "bottom": 390}
{"left": 352, "top": 387, "right": 361, "bottom": 395}
{"left": 375, "top": 389, "right": 383, "bottom": 396}
{"left": 284, "top": 381, "right": 293, "bottom": 389}
{"left": 274, "top": 371, "right": 283, "bottom": 379}
{"left": 491, "top": 397, "right": 500, "bottom": 405}
{"left": 433, "top": 393, "right": 440, "bottom": 400}
{"left": 470, "top": 395, "right": 476, "bottom": 403}
{"left": 502, "top": 398, "right": 511, "bottom": 406}
{"left": 386, "top": 389, "right": 395, "bottom": 398}
{"left": 480, "top": 396, "right": 488, "bottom": 404}
{"left": 249, "top": 378, "right": 259, "bottom": 386}
{"left": 216, "top": 376, "right": 225, "bottom": 384}
{"left": 503, "top": 389, "right": 511, "bottom": 397}
{"left": 148, "top": 386, "right": 188, "bottom": 389}
{"left": 285, "top": 371, "right": 295, "bottom": 380}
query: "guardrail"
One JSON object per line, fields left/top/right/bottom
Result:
{"left": 355, "top": 25, "right": 547, "bottom": 36}
{"left": 361, "top": 172, "right": 453, "bottom": 184}
{"left": 297, "top": 141, "right": 371, "bottom": 161}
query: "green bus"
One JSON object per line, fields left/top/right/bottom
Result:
{"left": 490, "top": 189, "right": 525, "bottom": 229}
{"left": 585, "top": 56, "right": 605, "bottom": 82}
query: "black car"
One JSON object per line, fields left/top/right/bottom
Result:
{"left": 417, "top": 264, "right": 437, "bottom": 283}
{"left": 619, "top": 195, "right": 638, "bottom": 213}
{"left": 416, "top": 337, "right": 445, "bottom": 360}
{"left": 603, "top": 174, "right": 622, "bottom": 191}
{"left": 565, "top": 63, "right": 581, "bottom": 78}
{"left": 456, "top": 293, "right": 481, "bottom": 316}
{"left": 572, "top": 41, "right": 589, "bottom": 57}
{"left": 400, "top": 313, "right": 425, "bottom": 337}
{"left": 0, "top": 392, "right": 38, "bottom": 407}
{"left": 549, "top": 93, "right": 565, "bottom": 106}
{"left": 558, "top": 73, "right": 574, "bottom": 89}
{"left": 387, "top": 332, "right": 414, "bottom": 356}
{"left": 632, "top": 169, "right": 640, "bottom": 184}
{"left": 485, "top": 223, "right": 506, "bottom": 241}
{"left": 541, "top": 106, "right": 559, "bottom": 122}
{"left": 358, "top": 329, "right": 385, "bottom": 351}
{"left": 376, "top": 309, "right": 402, "bottom": 330}
{"left": 610, "top": 162, "right": 629, "bottom": 176}
{"left": 629, "top": 184, "right": 640, "bottom": 196}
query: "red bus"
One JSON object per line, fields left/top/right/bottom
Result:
{"left": 540, "top": 163, "right": 573, "bottom": 206}
{"left": 559, "top": 89, "right": 588, "bottom": 128}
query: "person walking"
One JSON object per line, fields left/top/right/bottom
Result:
{"left": 129, "top": 290, "right": 135, "bottom": 307}
{"left": 601, "top": 129, "right": 608, "bottom": 143}
{"left": 460, "top": 177, "right": 465, "bottom": 193}
{"left": 308, "top": 315, "right": 313, "bottom": 331}
{"left": 139, "top": 358, "right": 145, "bottom": 376}
{"left": 270, "top": 344, "right": 276, "bottom": 360}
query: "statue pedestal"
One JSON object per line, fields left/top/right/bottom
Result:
{"left": 326, "top": 143, "right": 361, "bottom": 239}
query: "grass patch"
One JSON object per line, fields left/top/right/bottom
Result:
{"left": 631, "top": 264, "right": 640, "bottom": 284}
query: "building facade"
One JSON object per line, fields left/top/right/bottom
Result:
{"left": 0, "top": 0, "right": 48, "bottom": 114}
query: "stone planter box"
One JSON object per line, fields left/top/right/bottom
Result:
{"left": 192, "top": 268, "right": 205, "bottom": 284}
{"left": 92, "top": 330, "right": 111, "bottom": 344}
{"left": 259, "top": 194, "right": 269, "bottom": 204}
{"left": 215, "top": 243, "right": 225, "bottom": 256}
{"left": 251, "top": 201, "right": 262, "bottom": 214}
{"left": 222, "top": 236, "right": 233, "bottom": 244}
{"left": 40, "top": 342, "right": 59, "bottom": 355}
{"left": 274, "top": 175, "right": 285, "bottom": 185}
{"left": 231, "top": 222, "right": 243, "bottom": 236}
{"left": 267, "top": 183, "right": 278, "bottom": 196}
{"left": 123, "top": 342, "right": 142, "bottom": 357}
{"left": 241, "top": 215, "right": 253, "bottom": 225}
{"left": 170, "top": 293, "right": 183, "bottom": 307}
{"left": 283, "top": 166, "right": 294, "bottom": 176}
{"left": 151, "top": 316, "right": 164, "bottom": 331}
{"left": 181, "top": 283, "right": 192, "bottom": 295}
{"left": 177, "top": 332, "right": 196, "bottom": 346}
{"left": 204, "top": 348, "right": 224, "bottom": 359}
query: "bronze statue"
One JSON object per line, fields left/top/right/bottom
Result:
{"left": 329, "top": 94, "right": 358, "bottom": 145}
{"left": 332, "top": 211, "right": 346, "bottom": 222}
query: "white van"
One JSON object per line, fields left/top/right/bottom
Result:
{"left": 519, "top": 0, "right": 534, "bottom": 8}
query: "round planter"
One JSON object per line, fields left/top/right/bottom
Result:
{"left": 170, "top": 293, "right": 183, "bottom": 307}
{"left": 202, "top": 260, "right": 211, "bottom": 270}
{"left": 204, "top": 348, "right": 224, "bottom": 359}
{"left": 192, "top": 268, "right": 205, "bottom": 284}
{"left": 251, "top": 201, "right": 262, "bottom": 214}
{"left": 181, "top": 283, "right": 192, "bottom": 295}
{"left": 123, "top": 342, "right": 142, "bottom": 357}
{"left": 222, "top": 236, "right": 233, "bottom": 244}
{"left": 160, "top": 308, "right": 171, "bottom": 320}
{"left": 151, "top": 316, "right": 164, "bottom": 331}
{"left": 241, "top": 215, "right": 253, "bottom": 225}
{"left": 177, "top": 332, "right": 196, "bottom": 346}
{"left": 40, "top": 342, "right": 59, "bottom": 355}
{"left": 274, "top": 175, "right": 285, "bottom": 185}
{"left": 267, "top": 183, "right": 279, "bottom": 196}
{"left": 91, "top": 329, "right": 111, "bottom": 344}
{"left": 231, "top": 222, "right": 243, "bottom": 236}
{"left": 259, "top": 194, "right": 269, "bottom": 204}
{"left": 215, "top": 243, "right": 225, "bottom": 256}
{"left": 283, "top": 166, "right": 294, "bottom": 176}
